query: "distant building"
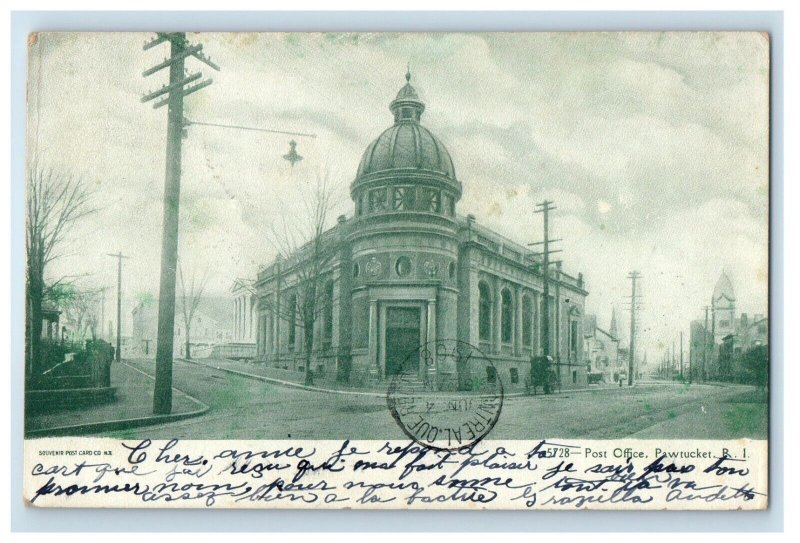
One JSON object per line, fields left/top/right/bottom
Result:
{"left": 690, "top": 271, "right": 768, "bottom": 382}
{"left": 231, "top": 278, "right": 257, "bottom": 343}
{"left": 583, "top": 311, "right": 621, "bottom": 384}
{"left": 719, "top": 313, "right": 768, "bottom": 382}
{"left": 40, "top": 301, "right": 61, "bottom": 341}
{"left": 253, "top": 72, "right": 589, "bottom": 390}
{"left": 131, "top": 296, "right": 234, "bottom": 358}
{"left": 712, "top": 271, "right": 737, "bottom": 344}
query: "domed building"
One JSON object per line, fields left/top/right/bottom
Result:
{"left": 253, "top": 72, "right": 589, "bottom": 390}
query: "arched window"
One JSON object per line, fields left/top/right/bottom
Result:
{"left": 501, "top": 288, "right": 513, "bottom": 344}
{"left": 522, "top": 294, "right": 533, "bottom": 347}
{"left": 478, "top": 281, "right": 492, "bottom": 342}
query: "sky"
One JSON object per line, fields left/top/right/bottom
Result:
{"left": 25, "top": 32, "right": 769, "bottom": 361}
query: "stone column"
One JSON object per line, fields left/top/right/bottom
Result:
{"left": 234, "top": 298, "right": 240, "bottom": 340}
{"left": 331, "top": 267, "right": 341, "bottom": 351}
{"left": 266, "top": 310, "right": 273, "bottom": 355}
{"left": 493, "top": 281, "right": 502, "bottom": 354}
{"left": 242, "top": 297, "right": 247, "bottom": 340}
{"left": 241, "top": 297, "right": 245, "bottom": 340}
{"left": 368, "top": 299, "right": 379, "bottom": 378}
{"left": 255, "top": 311, "right": 262, "bottom": 355}
{"left": 245, "top": 296, "right": 251, "bottom": 341}
{"left": 272, "top": 291, "right": 280, "bottom": 356}
{"left": 514, "top": 286, "right": 523, "bottom": 356}
{"left": 426, "top": 298, "right": 437, "bottom": 381}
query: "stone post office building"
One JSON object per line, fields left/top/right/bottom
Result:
{"left": 253, "top": 73, "right": 588, "bottom": 390}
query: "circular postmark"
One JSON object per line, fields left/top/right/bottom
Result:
{"left": 386, "top": 339, "right": 504, "bottom": 451}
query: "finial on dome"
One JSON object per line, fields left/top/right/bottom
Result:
{"left": 406, "top": 63, "right": 411, "bottom": 82}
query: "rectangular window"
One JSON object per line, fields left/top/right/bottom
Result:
{"left": 510, "top": 367, "right": 519, "bottom": 384}
{"left": 486, "top": 366, "right": 497, "bottom": 384}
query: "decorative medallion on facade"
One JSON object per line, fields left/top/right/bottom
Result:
{"left": 423, "top": 259, "right": 439, "bottom": 278}
{"left": 366, "top": 256, "right": 383, "bottom": 277}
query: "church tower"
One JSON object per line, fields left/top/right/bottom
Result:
{"left": 609, "top": 307, "right": 619, "bottom": 340}
{"left": 712, "top": 271, "right": 736, "bottom": 344}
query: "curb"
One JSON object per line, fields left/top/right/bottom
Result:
{"left": 25, "top": 362, "right": 210, "bottom": 438}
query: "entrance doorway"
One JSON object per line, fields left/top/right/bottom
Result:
{"left": 385, "top": 307, "right": 421, "bottom": 376}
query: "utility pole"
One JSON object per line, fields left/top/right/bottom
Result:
{"left": 100, "top": 286, "right": 106, "bottom": 341}
{"left": 702, "top": 306, "right": 709, "bottom": 382}
{"left": 680, "top": 330, "right": 684, "bottom": 381}
{"left": 142, "top": 32, "right": 219, "bottom": 415}
{"left": 529, "top": 200, "right": 562, "bottom": 358}
{"left": 107, "top": 252, "right": 130, "bottom": 362}
{"left": 554, "top": 262, "right": 562, "bottom": 382}
{"left": 529, "top": 200, "right": 563, "bottom": 393}
{"left": 627, "top": 271, "right": 641, "bottom": 386}
{"left": 672, "top": 340, "right": 676, "bottom": 377}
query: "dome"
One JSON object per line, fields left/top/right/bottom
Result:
{"left": 354, "top": 69, "right": 457, "bottom": 182}
{"left": 356, "top": 123, "right": 456, "bottom": 179}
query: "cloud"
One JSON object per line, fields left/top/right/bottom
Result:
{"left": 26, "top": 32, "right": 769, "bottom": 356}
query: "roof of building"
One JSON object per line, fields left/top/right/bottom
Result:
{"left": 713, "top": 271, "right": 736, "bottom": 305}
{"left": 355, "top": 70, "right": 456, "bottom": 182}
{"left": 596, "top": 327, "right": 617, "bottom": 341}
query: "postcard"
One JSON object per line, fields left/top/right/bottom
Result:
{"left": 22, "top": 31, "right": 769, "bottom": 509}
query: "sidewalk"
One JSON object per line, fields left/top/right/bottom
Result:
{"left": 180, "top": 357, "right": 389, "bottom": 397}
{"left": 26, "top": 360, "right": 208, "bottom": 438}
{"left": 181, "top": 357, "right": 643, "bottom": 399}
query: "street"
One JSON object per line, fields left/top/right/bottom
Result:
{"left": 105, "top": 358, "right": 768, "bottom": 441}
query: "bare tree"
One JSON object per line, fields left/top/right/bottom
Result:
{"left": 178, "top": 262, "right": 210, "bottom": 360}
{"left": 267, "top": 171, "right": 342, "bottom": 386}
{"left": 26, "top": 165, "right": 94, "bottom": 378}
{"left": 48, "top": 283, "right": 103, "bottom": 343}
